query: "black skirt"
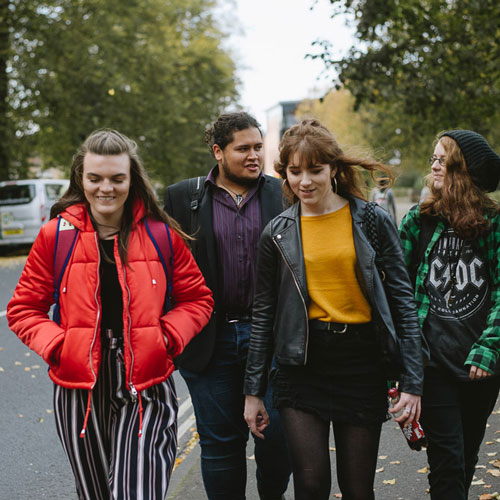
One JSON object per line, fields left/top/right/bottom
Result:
{"left": 272, "top": 323, "right": 389, "bottom": 427}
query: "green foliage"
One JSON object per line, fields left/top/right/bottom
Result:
{"left": 313, "top": 0, "right": 500, "bottom": 177}
{"left": 6, "top": 0, "right": 238, "bottom": 184}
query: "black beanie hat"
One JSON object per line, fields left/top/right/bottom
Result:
{"left": 439, "top": 130, "right": 500, "bottom": 192}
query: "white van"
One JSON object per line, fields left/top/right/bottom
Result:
{"left": 0, "top": 179, "right": 69, "bottom": 246}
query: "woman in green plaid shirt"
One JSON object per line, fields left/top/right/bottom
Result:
{"left": 399, "top": 130, "right": 500, "bottom": 500}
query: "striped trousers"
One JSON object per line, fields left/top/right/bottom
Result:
{"left": 53, "top": 343, "right": 178, "bottom": 500}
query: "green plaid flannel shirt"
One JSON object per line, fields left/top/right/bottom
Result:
{"left": 399, "top": 205, "right": 500, "bottom": 374}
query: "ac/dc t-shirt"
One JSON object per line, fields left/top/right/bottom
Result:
{"left": 424, "top": 227, "right": 491, "bottom": 380}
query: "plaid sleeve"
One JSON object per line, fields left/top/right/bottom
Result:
{"left": 398, "top": 205, "right": 421, "bottom": 269}
{"left": 465, "top": 214, "right": 500, "bottom": 373}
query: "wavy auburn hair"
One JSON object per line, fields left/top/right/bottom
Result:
{"left": 421, "top": 135, "right": 500, "bottom": 240}
{"left": 51, "top": 129, "right": 189, "bottom": 264}
{"left": 275, "top": 119, "right": 394, "bottom": 204}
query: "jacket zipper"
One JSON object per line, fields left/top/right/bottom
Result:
{"left": 272, "top": 235, "right": 310, "bottom": 364}
{"left": 122, "top": 264, "right": 137, "bottom": 401}
{"left": 89, "top": 233, "right": 101, "bottom": 389}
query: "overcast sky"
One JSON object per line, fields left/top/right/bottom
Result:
{"left": 225, "top": 0, "right": 355, "bottom": 129}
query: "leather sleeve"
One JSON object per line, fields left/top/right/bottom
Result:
{"left": 377, "top": 208, "right": 428, "bottom": 395}
{"left": 244, "top": 222, "right": 279, "bottom": 397}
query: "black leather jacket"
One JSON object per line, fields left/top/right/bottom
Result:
{"left": 244, "top": 197, "right": 429, "bottom": 397}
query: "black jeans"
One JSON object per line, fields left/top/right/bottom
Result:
{"left": 421, "top": 367, "right": 500, "bottom": 500}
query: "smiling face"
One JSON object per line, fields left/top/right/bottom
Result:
{"left": 431, "top": 140, "right": 447, "bottom": 190}
{"left": 82, "top": 152, "right": 131, "bottom": 227}
{"left": 213, "top": 127, "right": 263, "bottom": 188}
{"left": 286, "top": 153, "right": 336, "bottom": 214}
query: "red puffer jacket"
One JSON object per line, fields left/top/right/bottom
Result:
{"left": 8, "top": 201, "right": 213, "bottom": 393}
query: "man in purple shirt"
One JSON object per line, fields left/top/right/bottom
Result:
{"left": 164, "top": 112, "right": 291, "bottom": 500}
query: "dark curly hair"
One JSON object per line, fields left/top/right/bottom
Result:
{"left": 205, "top": 112, "right": 261, "bottom": 155}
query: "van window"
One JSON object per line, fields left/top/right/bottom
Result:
{"left": 45, "top": 183, "right": 66, "bottom": 201}
{"left": 0, "top": 184, "right": 36, "bottom": 205}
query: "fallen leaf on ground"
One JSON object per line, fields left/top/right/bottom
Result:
{"left": 247, "top": 455, "right": 255, "bottom": 460}
{"left": 24, "top": 367, "right": 31, "bottom": 371}
{"left": 24, "top": 352, "right": 30, "bottom": 357}
{"left": 379, "top": 455, "right": 387, "bottom": 460}
{"left": 489, "top": 460, "right": 500, "bottom": 468}
{"left": 0, "top": 347, "right": 4, "bottom": 351}
{"left": 376, "top": 467, "right": 384, "bottom": 473}
{"left": 18, "top": 414, "right": 23, "bottom": 418}
{"left": 333, "top": 494, "right": 342, "bottom": 498}
{"left": 329, "top": 447, "right": 336, "bottom": 451}
{"left": 14, "top": 361, "right": 22, "bottom": 366}
{"left": 390, "top": 460, "right": 400, "bottom": 465}
{"left": 417, "top": 467, "right": 429, "bottom": 474}
{"left": 479, "top": 494, "right": 495, "bottom": 500}
{"left": 487, "top": 453, "right": 498, "bottom": 457}
{"left": 0, "top": 367, "right": 4, "bottom": 372}
{"left": 383, "top": 479, "right": 396, "bottom": 485}
{"left": 486, "top": 441, "right": 495, "bottom": 445}
{"left": 487, "top": 469, "right": 500, "bottom": 477}
{"left": 472, "top": 479, "right": 486, "bottom": 485}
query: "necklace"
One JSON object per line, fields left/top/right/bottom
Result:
{"left": 219, "top": 179, "right": 248, "bottom": 207}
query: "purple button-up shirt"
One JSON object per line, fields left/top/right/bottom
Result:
{"left": 206, "top": 167, "right": 263, "bottom": 314}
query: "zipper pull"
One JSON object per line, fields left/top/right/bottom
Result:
{"left": 129, "top": 383, "right": 138, "bottom": 402}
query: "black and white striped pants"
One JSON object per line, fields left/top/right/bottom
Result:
{"left": 53, "top": 343, "right": 178, "bottom": 500}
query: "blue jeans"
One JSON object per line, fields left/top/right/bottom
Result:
{"left": 180, "top": 320, "right": 291, "bottom": 500}
{"left": 421, "top": 367, "right": 500, "bottom": 500}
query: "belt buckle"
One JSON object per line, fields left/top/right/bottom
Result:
{"left": 329, "top": 322, "right": 347, "bottom": 334}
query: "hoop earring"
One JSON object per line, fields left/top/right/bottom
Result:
{"left": 332, "top": 176, "right": 338, "bottom": 194}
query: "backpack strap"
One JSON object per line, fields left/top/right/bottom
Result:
{"left": 53, "top": 217, "right": 79, "bottom": 325}
{"left": 144, "top": 218, "right": 174, "bottom": 314}
{"left": 363, "top": 201, "right": 386, "bottom": 280}
{"left": 190, "top": 176, "right": 206, "bottom": 212}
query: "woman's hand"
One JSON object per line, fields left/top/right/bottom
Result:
{"left": 244, "top": 395, "right": 269, "bottom": 439}
{"left": 389, "top": 392, "right": 421, "bottom": 427}
{"left": 469, "top": 365, "right": 492, "bottom": 380}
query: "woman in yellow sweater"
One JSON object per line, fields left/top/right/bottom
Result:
{"left": 244, "top": 119, "right": 427, "bottom": 500}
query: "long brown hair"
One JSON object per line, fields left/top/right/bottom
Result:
{"left": 274, "top": 119, "right": 394, "bottom": 204}
{"left": 421, "top": 135, "right": 500, "bottom": 240}
{"left": 51, "top": 129, "right": 189, "bottom": 264}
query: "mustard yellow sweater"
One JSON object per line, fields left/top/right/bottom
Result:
{"left": 301, "top": 204, "right": 371, "bottom": 323}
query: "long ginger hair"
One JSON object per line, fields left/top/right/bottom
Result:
{"left": 421, "top": 135, "right": 500, "bottom": 240}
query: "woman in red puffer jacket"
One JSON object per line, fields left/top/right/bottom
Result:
{"left": 8, "top": 129, "right": 213, "bottom": 500}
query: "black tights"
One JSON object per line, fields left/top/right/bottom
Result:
{"left": 280, "top": 407, "right": 381, "bottom": 500}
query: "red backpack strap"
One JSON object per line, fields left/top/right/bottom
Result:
{"left": 53, "top": 216, "right": 79, "bottom": 324}
{"left": 144, "top": 218, "right": 174, "bottom": 314}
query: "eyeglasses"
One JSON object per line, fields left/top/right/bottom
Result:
{"left": 429, "top": 155, "right": 446, "bottom": 166}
